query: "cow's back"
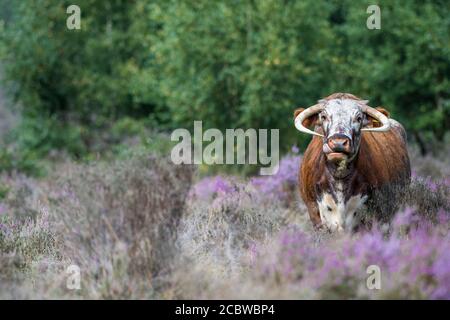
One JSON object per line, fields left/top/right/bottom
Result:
{"left": 356, "top": 120, "right": 411, "bottom": 187}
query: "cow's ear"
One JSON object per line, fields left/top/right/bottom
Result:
{"left": 293, "top": 108, "right": 304, "bottom": 119}
{"left": 376, "top": 107, "right": 390, "bottom": 118}
{"left": 366, "top": 107, "right": 390, "bottom": 128}
{"left": 293, "top": 108, "right": 319, "bottom": 128}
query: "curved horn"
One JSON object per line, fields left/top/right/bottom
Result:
{"left": 294, "top": 104, "right": 325, "bottom": 137}
{"left": 361, "top": 105, "right": 391, "bottom": 133}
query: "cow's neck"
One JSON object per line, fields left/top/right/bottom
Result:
{"left": 325, "top": 158, "right": 354, "bottom": 180}
{"left": 316, "top": 155, "right": 367, "bottom": 231}
{"left": 316, "top": 154, "right": 359, "bottom": 199}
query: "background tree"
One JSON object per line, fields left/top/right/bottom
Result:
{"left": 0, "top": 0, "right": 448, "bottom": 173}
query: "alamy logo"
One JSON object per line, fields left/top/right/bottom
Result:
{"left": 366, "top": 5, "right": 381, "bottom": 30}
{"left": 66, "top": 5, "right": 81, "bottom": 30}
{"left": 66, "top": 264, "right": 81, "bottom": 290}
{"left": 171, "top": 121, "right": 279, "bottom": 175}
{"left": 366, "top": 264, "right": 381, "bottom": 290}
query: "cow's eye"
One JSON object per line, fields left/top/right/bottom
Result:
{"left": 321, "top": 115, "right": 327, "bottom": 122}
{"left": 356, "top": 116, "right": 362, "bottom": 123}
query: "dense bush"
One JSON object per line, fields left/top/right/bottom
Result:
{"left": 148, "top": 0, "right": 335, "bottom": 142}
{"left": 0, "top": 150, "right": 449, "bottom": 299}
{"left": 0, "top": 0, "right": 164, "bottom": 158}
{"left": 1, "top": 1, "right": 448, "bottom": 165}
{"left": 337, "top": 0, "right": 450, "bottom": 153}
{"left": 48, "top": 153, "right": 193, "bottom": 297}
{"left": 256, "top": 209, "right": 450, "bottom": 299}
{"left": 0, "top": 151, "right": 193, "bottom": 298}
{"left": 170, "top": 153, "right": 450, "bottom": 299}
{"left": 149, "top": 0, "right": 449, "bottom": 151}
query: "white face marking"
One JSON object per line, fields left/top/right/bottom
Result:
{"left": 317, "top": 187, "right": 367, "bottom": 232}
{"left": 320, "top": 99, "right": 365, "bottom": 140}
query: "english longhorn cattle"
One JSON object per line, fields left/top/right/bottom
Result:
{"left": 294, "top": 93, "right": 411, "bottom": 232}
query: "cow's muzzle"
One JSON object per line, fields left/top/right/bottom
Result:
{"left": 324, "top": 134, "right": 353, "bottom": 161}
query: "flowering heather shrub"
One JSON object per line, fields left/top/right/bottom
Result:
{"left": 409, "top": 145, "right": 450, "bottom": 181}
{"left": 179, "top": 183, "right": 289, "bottom": 270}
{"left": 43, "top": 153, "right": 193, "bottom": 298}
{"left": 188, "top": 175, "right": 239, "bottom": 201}
{"left": 0, "top": 147, "right": 449, "bottom": 299}
{"left": 174, "top": 183, "right": 301, "bottom": 299}
{"left": 0, "top": 174, "right": 43, "bottom": 219}
{"left": 250, "top": 153, "right": 301, "bottom": 206}
{"left": 172, "top": 149, "right": 450, "bottom": 299}
{"left": 0, "top": 208, "right": 63, "bottom": 296}
{"left": 407, "top": 177, "right": 450, "bottom": 214}
{"left": 190, "top": 152, "right": 302, "bottom": 206}
{"left": 0, "top": 152, "right": 193, "bottom": 298}
{"left": 255, "top": 208, "right": 450, "bottom": 299}
{"left": 357, "top": 176, "right": 450, "bottom": 227}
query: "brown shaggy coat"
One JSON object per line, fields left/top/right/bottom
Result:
{"left": 298, "top": 94, "right": 411, "bottom": 226}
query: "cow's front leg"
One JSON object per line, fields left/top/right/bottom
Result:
{"left": 305, "top": 201, "right": 322, "bottom": 229}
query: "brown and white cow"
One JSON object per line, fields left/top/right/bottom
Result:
{"left": 294, "top": 93, "right": 410, "bottom": 232}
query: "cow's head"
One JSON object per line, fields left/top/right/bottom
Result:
{"left": 294, "top": 94, "right": 390, "bottom": 172}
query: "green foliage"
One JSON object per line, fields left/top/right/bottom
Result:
{"left": 148, "top": 0, "right": 337, "bottom": 150}
{"left": 0, "top": 0, "right": 448, "bottom": 172}
{"left": 0, "top": 0, "right": 160, "bottom": 118}
{"left": 147, "top": 0, "right": 449, "bottom": 150}
{"left": 0, "top": 0, "right": 164, "bottom": 161}
{"left": 337, "top": 0, "right": 450, "bottom": 144}
{"left": 0, "top": 147, "right": 44, "bottom": 177}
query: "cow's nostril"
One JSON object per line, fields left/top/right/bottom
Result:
{"left": 328, "top": 135, "right": 351, "bottom": 152}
